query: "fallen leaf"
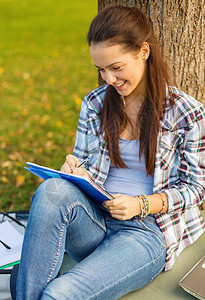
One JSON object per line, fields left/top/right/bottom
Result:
{"left": 1, "top": 176, "right": 8, "bottom": 183}
{"left": 23, "top": 72, "right": 30, "bottom": 80}
{"left": 0, "top": 67, "right": 4, "bottom": 75}
{"left": 56, "top": 120, "right": 63, "bottom": 127}
{"left": 16, "top": 175, "right": 26, "bottom": 187}
{"left": 75, "top": 97, "right": 82, "bottom": 106}
{"left": 1, "top": 161, "right": 12, "bottom": 168}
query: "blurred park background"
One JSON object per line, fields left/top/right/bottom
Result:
{"left": 0, "top": 0, "right": 98, "bottom": 211}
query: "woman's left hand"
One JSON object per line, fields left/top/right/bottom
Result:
{"left": 103, "top": 194, "right": 141, "bottom": 220}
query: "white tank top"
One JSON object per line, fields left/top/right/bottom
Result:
{"left": 104, "top": 138, "right": 154, "bottom": 196}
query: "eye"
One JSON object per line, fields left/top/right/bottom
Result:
{"left": 113, "top": 66, "right": 121, "bottom": 71}
{"left": 98, "top": 68, "right": 105, "bottom": 72}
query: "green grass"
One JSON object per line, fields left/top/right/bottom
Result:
{"left": 0, "top": 0, "right": 98, "bottom": 211}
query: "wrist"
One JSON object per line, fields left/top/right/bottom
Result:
{"left": 158, "top": 193, "right": 167, "bottom": 213}
{"left": 146, "top": 192, "right": 168, "bottom": 214}
{"left": 135, "top": 194, "right": 150, "bottom": 218}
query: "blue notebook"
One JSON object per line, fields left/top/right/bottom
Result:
{"left": 25, "top": 162, "right": 114, "bottom": 204}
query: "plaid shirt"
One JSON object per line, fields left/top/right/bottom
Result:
{"left": 73, "top": 84, "right": 205, "bottom": 271}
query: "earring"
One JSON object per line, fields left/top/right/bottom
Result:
{"left": 144, "top": 57, "right": 148, "bottom": 60}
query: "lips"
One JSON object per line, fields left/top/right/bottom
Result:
{"left": 113, "top": 81, "right": 126, "bottom": 90}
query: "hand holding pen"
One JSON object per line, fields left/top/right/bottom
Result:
{"left": 60, "top": 154, "right": 91, "bottom": 177}
{"left": 76, "top": 157, "right": 90, "bottom": 168}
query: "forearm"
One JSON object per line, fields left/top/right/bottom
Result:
{"left": 147, "top": 193, "right": 168, "bottom": 214}
{"left": 104, "top": 193, "right": 169, "bottom": 220}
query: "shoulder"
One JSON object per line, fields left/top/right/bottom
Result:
{"left": 83, "top": 84, "right": 108, "bottom": 114}
{"left": 168, "top": 86, "right": 204, "bottom": 111}
{"left": 164, "top": 86, "right": 204, "bottom": 129}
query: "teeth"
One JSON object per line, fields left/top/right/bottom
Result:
{"left": 115, "top": 82, "right": 125, "bottom": 87}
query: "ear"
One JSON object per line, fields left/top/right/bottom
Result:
{"left": 139, "top": 42, "right": 150, "bottom": 61}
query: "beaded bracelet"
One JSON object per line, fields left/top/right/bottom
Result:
{"left": 136, "top": 195, "right": 144, "bottom": 217}
{"left": 158, "top": 193, "right": 166, "bottom": 213}
{"left": 135, "top": 194, "right": 150, "bottom": 218}
{"left": 142, "top": 194, "right": 150, "bottom": 217}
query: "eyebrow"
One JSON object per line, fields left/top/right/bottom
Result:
{"left": 94, "top": 61, "right": 122, "bottom": 69}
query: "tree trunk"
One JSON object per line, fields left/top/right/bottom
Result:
{"left": 98, "top": 0, "right": 205, "bottom": 104}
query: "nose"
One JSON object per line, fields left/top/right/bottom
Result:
{"left": 102, "top": 71, "right": 116, "bottom": 85}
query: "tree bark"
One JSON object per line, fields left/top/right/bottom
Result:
{"left": 98, "top": 0, "right": 205, "bottom": 104}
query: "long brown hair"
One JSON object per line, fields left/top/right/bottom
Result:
{"left": 87, "top": 6, "right": 172, "bottom": 175}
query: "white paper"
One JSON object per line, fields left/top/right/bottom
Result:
{"left": 0, "top": 221, "right": 24, "bottom": 268}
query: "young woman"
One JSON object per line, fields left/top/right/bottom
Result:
{"left": 15, "top": 6, "right": 205, "bottom": 300}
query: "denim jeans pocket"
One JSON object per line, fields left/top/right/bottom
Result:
{"left": 132, "top": 216, "right": 166, "bottom": 247}
{"left": 140, "top": 219, "right": 166, "bottom": 247}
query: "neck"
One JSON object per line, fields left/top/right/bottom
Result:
{"left": 125, "top": 76, "right": 147, "bottom": 105}
{"left": 124, "top": 89, "right": 145, "bottom": 119}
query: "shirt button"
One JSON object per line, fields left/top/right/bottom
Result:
{"left": 106, "top": 158, "right": 109, "bottom": 161}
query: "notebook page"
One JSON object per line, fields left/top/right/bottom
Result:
{"left": 0, "top": 221, "right": 24, "bottom": 268}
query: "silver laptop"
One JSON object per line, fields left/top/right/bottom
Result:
{"left": 179, "top": 256, "right": 205, "bottom": 299}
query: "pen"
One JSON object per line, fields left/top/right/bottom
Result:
{"left": 0, "top": 240, "right": 11, "bottom": 250}
{"left": 77, "top": 156, "right": 91, "bottom": 168}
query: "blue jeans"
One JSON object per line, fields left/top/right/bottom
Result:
{"left": 16, "top": 178, "right": 167, "bottom": 300}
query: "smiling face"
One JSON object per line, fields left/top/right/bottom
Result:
{"left": 90, "top": 42, "right": 149, "bottom": 101}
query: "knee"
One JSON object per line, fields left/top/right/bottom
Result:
{"left": 41, "top": 277, "right": 71, "bottom": 300}
{"left": 35, "top": 178, "right": 66, "bottom": 198}
{"left": 33, "top": 178, "right": 76, "bottom": 207}
{"left": 31, "top": 178, "right": 82, "bottom": 219}
{"left": 28, "top": 179, "right": 66, "bottom": 221}
{"left": 41, "top": 285, "right": 58, "bottom": 300}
